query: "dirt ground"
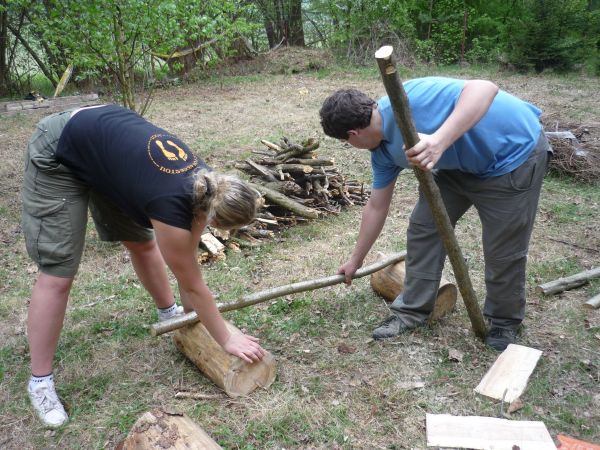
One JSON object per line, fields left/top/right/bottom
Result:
{"left": 0, "top": 50, "right": 599, "bottom": 449}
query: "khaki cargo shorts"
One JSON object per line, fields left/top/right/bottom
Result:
{"left": 21, "top": 108, "right": 153, "bottom": 278}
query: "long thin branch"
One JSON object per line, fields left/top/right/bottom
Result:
{"left": 150, "top": 251, "right": 407, "bottom": 336}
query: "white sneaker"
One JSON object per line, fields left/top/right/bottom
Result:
{"left": 158, "top": 303, "right": 185, "bottom": 322}
{"left": 28, "top": 380, "right": 68, "bottom": 428}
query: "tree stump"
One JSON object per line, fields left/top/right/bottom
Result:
{"left": 370, "top": 253, "right": 457, "bottom": 322}
{"left": 121, "top": 408, "right": 222, "bottom": 449}
{"left": 173, "top": 320, "right": 276, "bottom": 397}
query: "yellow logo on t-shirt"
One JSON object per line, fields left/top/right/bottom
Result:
{"left": 147, "top": 134, "right": 198, "bottom": 174}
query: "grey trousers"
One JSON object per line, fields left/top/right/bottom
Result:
{"left": 390, "top": 133, "right": 550, "bottom": 328}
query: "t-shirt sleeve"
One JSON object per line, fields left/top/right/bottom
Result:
{"left": 145, "top": 195, "right": 193, "bottom": 230}
{"left": 371, "top": 148, "right": 401, "bottom": 189}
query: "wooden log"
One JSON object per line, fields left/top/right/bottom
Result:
{"left": 173, "top": 320, "right": 276, "bottom": 397}
{"left": 121, "top": 408, "right": 222, "bottom": 449}
{"left": 245, "top": 159, "right": 278, "bottom": 182}
{"left": 584, "top": 293, "right": 600, "bottom": 309}
{"left": 369, "top": 253, "right": 457, "bottom": 322}
{"left": 274, "top": 163, "right": 314, "bottom": 174}
{"left": 252, "top": 158, "right": 334, "bottom": 166}
{"left": 261, "top": 180, "right": 303, "bottom": 196}
{"left": 200, "top": 232, "right": 225, "bottom": 256}
{"left": 249, "top": 182, "right": 320, "bottom": 219}
{"left": 536, "top": 266, "right": 600, "bottom": 295}
{"left": 375, "top": 45, "right": 487, "bottom": 340}
{"left": 260, "top": 139, "right": 284, "bottom": 153}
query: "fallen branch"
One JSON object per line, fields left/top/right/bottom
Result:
{"left": 250, "top": 182, "right": 320, "bottom": 219}
{"left": 174, "top": 391, "right": 222, "bottom": 400}
{"left": 150, "top": 251, "right": 407, "bottom": 336}
{"left": 536, "top": 266, "right": 600, "bottom": 295}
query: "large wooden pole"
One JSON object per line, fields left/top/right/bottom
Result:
{"left": 151, "top": 251, "right": 407, "bottom": 336}
{"left": 374, "top": 45, "right": 487, "bottom": 340}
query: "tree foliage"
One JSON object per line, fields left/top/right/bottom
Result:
{"left": 1, "top": 0, "right": 598, "bottom": 102}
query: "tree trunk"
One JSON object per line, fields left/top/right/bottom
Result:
{"left": 287, "top": 0, "right": 305, "bottom": 46}
{"left": 173, "top": 320, "right": 277, "bottom": 397}
{"left": 0, "top": 6, "right": 8, "bottom": 96}
{"left": 374, "top": 45, "right": 487, "bottom": 340}
{"left": 121, "top": 409, "right": 222, "bottom": 449}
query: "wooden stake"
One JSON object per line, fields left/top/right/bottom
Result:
{"left": 536, "top": 266, "right": 600, "bottom": 295}
{"left": 151, "top": 252, "right": 407, "bottom": 336}
{"left": 374, "top": 45, "right": 487, "bottom": 340}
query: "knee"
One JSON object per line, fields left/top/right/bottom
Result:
{"left": 122, "top": 239, "right": 157, "bottom": 255}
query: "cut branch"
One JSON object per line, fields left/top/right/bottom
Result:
{"left": 375, "top": 45, "right": 486, "bottom": 340}
{"left": 536, "top": 266, "right": 600, "bottom": 295}
{"left": 151, "top": 252, "right": 407, "bottom": 336}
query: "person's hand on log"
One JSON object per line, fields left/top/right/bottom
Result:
{"left": 338, "top": 258, "right": 363, "bottom": 286}
{"left": 404, "top": 133, "right": 445, "bottom": 171}
{"left": 223, "top": 333, "right": 266, "bottom": 363}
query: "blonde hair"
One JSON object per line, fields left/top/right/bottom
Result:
{"left": 192, "top": 170, "right": 259, "bottom": 228}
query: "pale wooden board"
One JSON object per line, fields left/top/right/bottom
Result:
{"left": 475, "top": 344, "right": 543, "bottom": 402}
{"left": 426, "top": 414, "right": 556, "bottom": 449}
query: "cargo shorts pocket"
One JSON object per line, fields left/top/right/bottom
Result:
{"left": 23, "top": 197, "right": 74, "bottom": 266}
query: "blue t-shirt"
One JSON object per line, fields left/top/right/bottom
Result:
{"left": 57, "top": 105, "right": 209, "bottom": 230}
{"left": 371, "top": 77, "right": 542, "bottom": 189}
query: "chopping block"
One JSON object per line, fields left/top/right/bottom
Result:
{"left": 370, "top": 252, "right": 457, "bottom": 322}
{"left": 173, "top": 320, "right": 276, "bottom": 397}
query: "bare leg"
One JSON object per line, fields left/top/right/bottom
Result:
{"left": 122, "top": 240, "right": 175, "bottom": 309}
{"left": 28, "top": 273, "right": 74, "bottom": 376}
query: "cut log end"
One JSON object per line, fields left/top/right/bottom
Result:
{"left": 173, "top": 320, "right": 276, "bottom": 397}
{"left": 375, "top": 46, "right": 394, "bottom": 59}
{"left": 369, "top": 253, "right": 457, "bottom": 322}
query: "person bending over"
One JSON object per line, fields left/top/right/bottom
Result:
{"left": 319, "top": 77, "right": 550, "bottom": 352}
{"left": 22, "top": 104, "right": 265, "bottom": 427}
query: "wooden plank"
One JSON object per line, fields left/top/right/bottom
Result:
{"left": 426, "top": 414, "right": 555, "bottom": 449}
{"left": 475, "top": 344, "right": 542, "bottom": 402}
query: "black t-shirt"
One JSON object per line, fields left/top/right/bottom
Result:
{"left": 56, "top": 104, "right": 209, "bottom": 230}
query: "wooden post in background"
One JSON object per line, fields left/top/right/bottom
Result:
{"left": 374, "top": 45, "right": 487, "bottom": 340}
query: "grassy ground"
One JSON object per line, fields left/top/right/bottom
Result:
{"left": 0, "top": 56, "right": 599, "bottom": 449}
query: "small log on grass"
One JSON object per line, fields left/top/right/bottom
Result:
{"left": 122, "top": 408, "right": 222, "bottom": 449}
{"left": 584, "top": 294, "right": 600, "bottom": 309}
{"left": 173, "top": 320, "right": 276, "bottom": 397}
{"left": 375, "top": 45, "right": 487, "bottom": 340}
{"left": 536, "top": 266, "right": 600, "bottom": 295}
{"left": 370, "top": 253, "right": 457, "bottom": 322}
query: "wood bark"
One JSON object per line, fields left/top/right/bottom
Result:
{"left": 249, "top": 182, "right": 319, "bottom": 219}
{"left": 536, "top": 266, "right": 600, "bottom": 295}
{"left": 369, "top": 253, "right": 457, "bottom": 322}
{"left": 151, "top": 252, "right": 407, "bottom": 336}
{"left": 173, "top": 320, "right": 276, "bottom": 397}
{"left": 375, "top": 45, "right": 487, "bottom": 340}
{"left": 121, "top": 408, "right": 222, "bottom": 449}
{"left": 584, "top": 293, "right": 600, "bottom": 309}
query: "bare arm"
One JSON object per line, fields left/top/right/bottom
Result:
{"left": 406, "top": 79, "right": 499, "bottom": 170}
{"left": 338, "top": 181, "right": 396, "bottom": 284}
{"left": 151, "top": 218, "right": 264, "bottom": 362}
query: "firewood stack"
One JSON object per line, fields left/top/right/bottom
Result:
{"left": 196, "top": 137, "right": 370, "bottom": 261}
{"left": 235, "top": 136, "right": 370, "bottom": 218}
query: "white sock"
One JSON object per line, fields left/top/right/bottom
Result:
{"left": 157, "top": 302, "right": 181, "bottom": 321}
{"left": 29, "top": 373, "right": 54, "bottom": 391}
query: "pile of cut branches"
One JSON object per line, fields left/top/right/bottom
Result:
{"left": 196, "top": 137, "right": 370, "bottom": 261}
{"left": 233, "top": 136, "right": 369, "bottom": 230}
{"left": 544, "top": 125, "right": 600, "bottom": 183}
